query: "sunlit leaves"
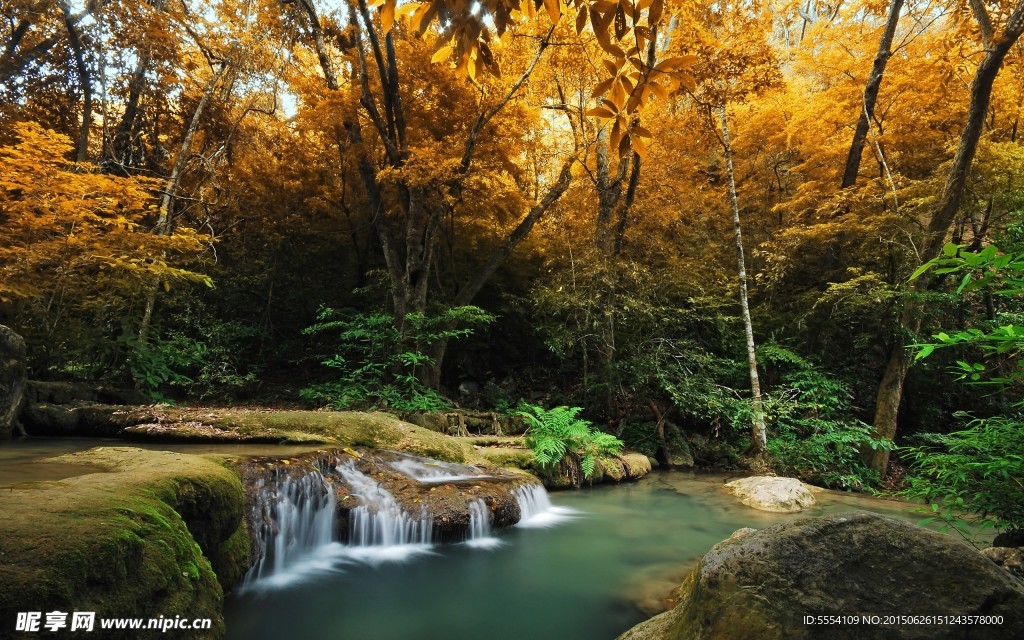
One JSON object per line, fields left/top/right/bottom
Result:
{"left": 0, "top": 123, "right": 211, "bottom": 305}
{"left": 389, "top": 0, "right": 696, "bottom": 157}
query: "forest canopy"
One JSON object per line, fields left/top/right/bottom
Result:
{"left": 3, "top": 0, "right": 1024, "bottom": 510}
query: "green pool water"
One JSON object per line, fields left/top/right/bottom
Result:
{"left": 224, "top": 470, "right": 939, "bottom": 640}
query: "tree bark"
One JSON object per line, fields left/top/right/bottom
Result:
{"left": 60, "top": 0, "right": 93, "bottom": 161}
{"left": 138, "top": 51, "right": 234, "bottom": 342}
{"left": 841, "top": 0, "right": 903, "bottom": 189}
{"left": 720, "top": 104, "right": 767, "bottom": 453}
{"left": 0, "top": 324, "right": 28, "bottom": 439}
{"left": 420, "top": 159, "right": 575, "bottom": 389}
{"left": 868, "top": 0, "right": 1024, "bottom": 474}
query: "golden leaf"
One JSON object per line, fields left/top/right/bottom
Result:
{"left": 543, "top": 0, "right": 561, "bottom": 24}
{"left": 431, "top": 43, "right": 454, "bottom": 63}
{"left": 586, "top": 107, "right": 616, "bottom": 119}
{"left": 381, "top": 0, "right": 396, "bottom": 33}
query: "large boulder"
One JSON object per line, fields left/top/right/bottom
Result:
{"left": 618, "top": 511, "right": 1024, "bottom": 640}
{"left": 0, "top": 324, "right": 27, "bottom": 438}
{"left": 724, "top": 476, "right": 818, "bottom": 512}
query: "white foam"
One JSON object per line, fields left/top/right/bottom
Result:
{"left": 336, "top": 543, "right": 437, "bottom": 565}
{"left": 513, "top": 484, "right": 581, "bottom": 528}
{"left": 515, "top": 505, "right": 581, "bottom": 528}
{"left": 238, "top": 542, "right": 349, "bottom": 592}
{"left": 464, "top": 536, "right": 505, "bottom": 549}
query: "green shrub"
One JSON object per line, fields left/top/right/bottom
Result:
{"left": 516, "top": 403, "right": 624, "bottom": 478}
{"left": 300, "top": 305, "right": 493, "bottom": 411}
{"left": 900, "top": 413, "right": 1024, "bottom": 535}
{"left": 900, "top": 242, "right": 1024, "bottom": 536}
{"left": 758, "top": 345, "right": 892, "bottom": 489}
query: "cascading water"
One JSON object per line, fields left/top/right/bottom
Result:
{"left": 387, "top": 455, "right": 494, "bottom": 484}
{"left": 238, "top": 452, "right": 577, "bottom": 591}
{"left": 513, "top": 483, "right": 579, "bottom": 528}
{"left": 334, "top": 460, "right": 435, "bottom": 561}
{"left": 242, "top": 467, "right": 338, "bottom": 589}
{"left": 465, "top": 499, "right": 502, "bottom": 549}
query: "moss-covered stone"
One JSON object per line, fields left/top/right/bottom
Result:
{"left": 0, "top": 447, "right": 251, "bottom": 639}
{"left": 117, "top": 409, "right": 474, "bottom": 463}
{"left": 618, "top": 511, "right": 1024, "bottom": 640}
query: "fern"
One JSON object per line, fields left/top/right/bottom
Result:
{"left": 517, "top": 403, "right": 624, "bottom": 479}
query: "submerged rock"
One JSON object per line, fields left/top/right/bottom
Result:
{"left": 617, "top": 511, "right": 1024, "bottom": 640}
{"left": 724, "top": 476, "right": 818, "bottom": 512}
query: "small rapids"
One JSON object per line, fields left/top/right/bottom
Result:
{"left": 333, "top": 460, "right": 435, "bottom": 563}
{"left": 465, "top": 499, "right": 502, "bottom": 549}
{"left": 241, "top": 467, "right": 339, "bottom": 590}
{"left": 386, "top": 455, "right": 495, "bottom": 484}
{"left": 513, "top": 484, "right": 580, "bottom": 528}
{"left": 239, "top": 452, "right": 565, "bottom": 590}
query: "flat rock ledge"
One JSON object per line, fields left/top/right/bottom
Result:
{"left": 724, "top": 476, "right": 818, "bottom": 512}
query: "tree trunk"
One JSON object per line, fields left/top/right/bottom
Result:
{"left": 107, "top": 54, "right": 149, "bottom": 171}
{"left": 868, "top": 1, "right": 1024, "bottom": 474}
{"left": 0, "top": 324, "right": 27, "bottom": 439}
{"left": 60, "top": 0, "right": 93, "bottom": 161}
{"left": 841, "top": 0, "right": 904, "bottom": 189}
{"left": 139, "top": 51, "right": 233, "bottom": 343}
{"left": 720, "top": 104, "right": 767, "bottom": 453}
{"left": 418, "top": 158, "right": 575, "bottom": 389}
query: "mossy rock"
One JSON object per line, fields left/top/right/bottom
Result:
{"left": 473, "top": 445, "right": 534, "bottom": 469}
{"left": 119, "top": 409, "right": 474, "bottom": 464}
{"left": 618, "top": 511, "right": 1024, "bottom": 640}
{"left": 0, "top": 447, "right": 251, "bottom": 638}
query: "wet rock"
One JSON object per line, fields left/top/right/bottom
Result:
{"left": 617, "top": 511, "right": 1024, "bottom": 640}
{"left": 24, "top": 380, "right": 98, "bottom": 404}
{"left": 982, "top": 547, "right": 1024, "bottom": 581}
{"left": 656, "top": 431, "right": 695, "bottom": 469}
{"left": 22, "top": 402, "right": 152, "bottom": 436}
{"left": 402, "top": 411, "right": 448, "bottom": 432}
{"left": 534, "top": 452, "right": 652, "bottom": 489}
{"left": 724, "top": 476, "right": 818, "bottom": 512}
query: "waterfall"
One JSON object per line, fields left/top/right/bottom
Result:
{"left": 238, "top": 454, "right": 577, "bottom": 590}
{"left": 465, "top": 498, "right": 502, "bottom": 549}
{"left": 334, "top": 460, "right": 434, "bottom": 560}
{"left": 242, "top": 467, "right": 338, "bottom": 589}
{"left": 513, "top": 483, "right": 578, "bottom": 528}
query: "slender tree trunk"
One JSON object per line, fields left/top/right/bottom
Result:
{"left": 841, "top": 0, "right": 903, "bottom": 189}
{"left": 868, "top": 0, "right": 1024, "bottom": 474}
{"left": 60, "top": 0, "right": 92, "bottom": 161}
{"left": 421, "top": 159, "right": 575, "bottom": 389}
{"left": 719, "top": 104, "right": 767, "bottom": 453}
{"left": 108, "top": 53, "right": 149, "bottom": 171}
{"left": 0, "top": 324, "right": 27, "bottom": 439}
{"left": 138, "top": 52, "right": 233, "bottom": 342}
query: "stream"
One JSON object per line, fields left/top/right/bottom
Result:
{"left": 224, "top": 469, "right": 942, "bottom": 640}
{"left": 0, "top": 438, "right": 966, "bottom": 640}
